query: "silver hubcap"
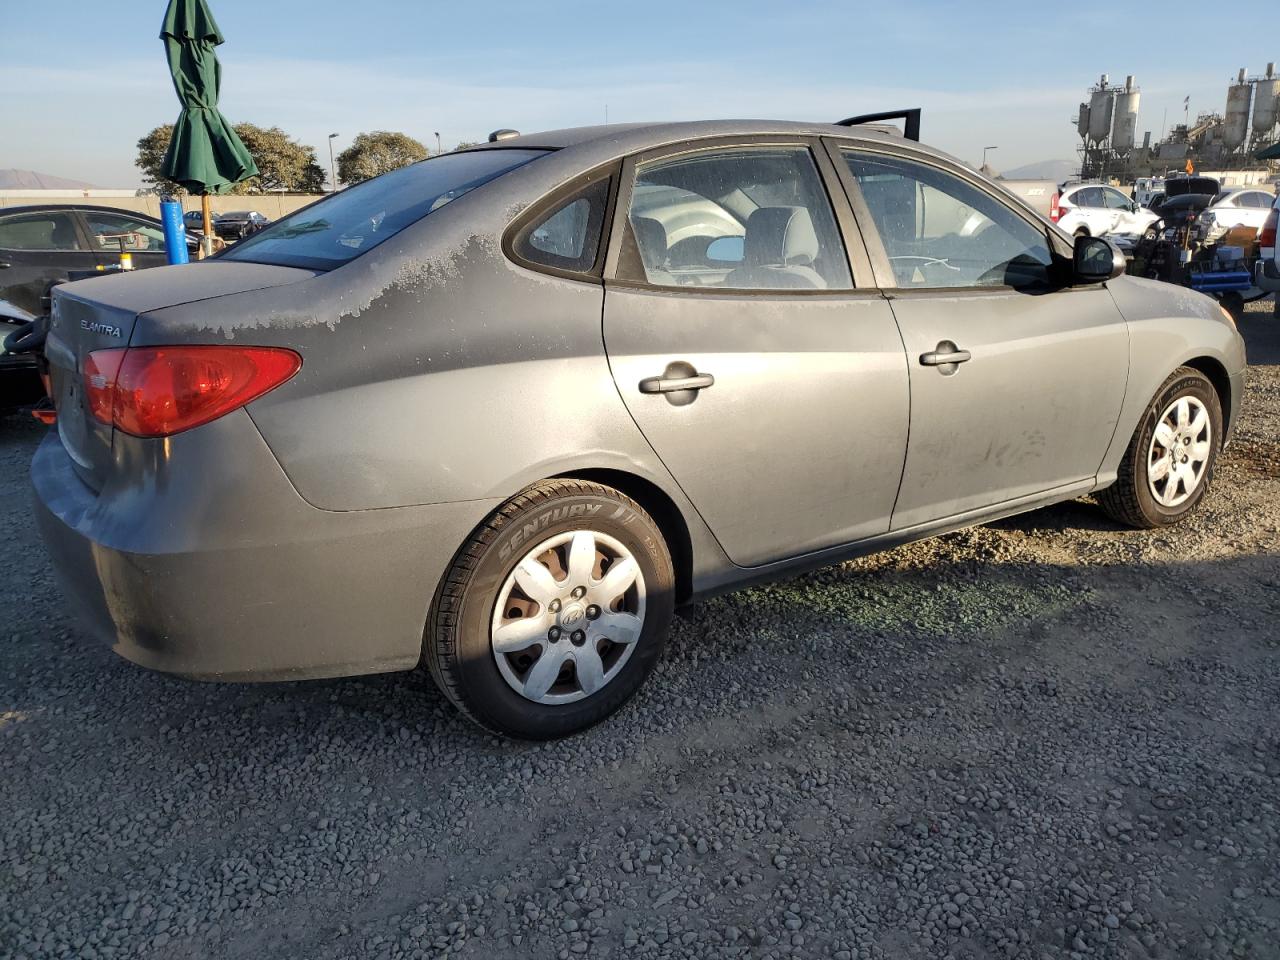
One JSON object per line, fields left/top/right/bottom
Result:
{"left": 1146, "top": 395, "right": 1211, "bottom": 508}
{"left": 490, "top": 530, "right": 646, "bottom": 705}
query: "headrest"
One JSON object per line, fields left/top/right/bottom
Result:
{"left": 631, "top": 216, "right": 668, "bottom": 264}
{"left": 742, "top": 206, "right": 819, "bottom": 267}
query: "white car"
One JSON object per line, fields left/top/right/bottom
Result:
{"left": 1196, "top": 188, "right": 1277, "bottom": 243}
{"left": 1055, "top": 183, "right": 1160, "bottom": 239}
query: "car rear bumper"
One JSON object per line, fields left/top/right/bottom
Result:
{"left": 1255, "top": 257, "right": 1280, "bottom": 293}
{"left": 30, "top": 414, "right": 496, "bottom": 681}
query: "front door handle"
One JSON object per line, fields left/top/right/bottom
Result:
{"left": 0, "top": 261, "right": 11, "bottom": 269}
{"left": 639, "top": 373, "right": 715, "bottom": 394}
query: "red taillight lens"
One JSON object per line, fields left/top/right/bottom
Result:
{"left": 83, "top": 348, "right": 127, "bottom": 425}
{"left": 1049, "top": 192, "right": 1061, "bottom": 222}
{"left": 83, "top": 345, "right": 301, "bottom": 438}
{"left": 1260, "top": 208, "right": 1278, "bottom": 249}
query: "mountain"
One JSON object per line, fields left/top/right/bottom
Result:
{"left": 0, "top": 169, "right": 96, "bottom": 190}
{"left": 998, "top": 159, "right": 1078, "bottom": 183}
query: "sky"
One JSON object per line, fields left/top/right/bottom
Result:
{"left": 1, "top": 0, "right": 1275, "bottom": 188}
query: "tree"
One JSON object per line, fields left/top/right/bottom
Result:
{"left": 336, "top": 131, "right": 429, "bottom": 185}
{"left": 452, "top": 141, "right": 480, "bottom": 152}
{"left": 135, "top": 123, "right": 326, "bottom": 195}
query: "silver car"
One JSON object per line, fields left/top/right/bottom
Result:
{"left": 30, "top": 118, "right": 1246, "bottom": 739}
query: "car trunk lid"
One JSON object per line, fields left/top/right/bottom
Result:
{"left": 46, "top": 261, "right": 316, "bottom": 490}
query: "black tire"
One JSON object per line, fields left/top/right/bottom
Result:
{"left": 1074, "top": 227, "right": 1090, "bottom": 238}
{"left": 1097, "top": 367, "right": 1222, "bottom": 529}
{"left": 425, "top": 479, "right": 674, "bottom": 739}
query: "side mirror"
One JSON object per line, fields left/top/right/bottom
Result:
{"left": 1074, "top": 234, "right": 1126, "bottom": 283}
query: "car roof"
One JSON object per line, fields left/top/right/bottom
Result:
{"left": 464, "top": 118, "right": 947, "bottom": 162}
{"left": 0, "top": 204, "right": 164, "bottom": 223}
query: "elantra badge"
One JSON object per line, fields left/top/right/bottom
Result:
{"left": 81, "top": 319, "right": 123, "bottom": 338}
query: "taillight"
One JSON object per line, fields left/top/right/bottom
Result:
{"left": 1050, "top": 192, "right": 1062, "bottom": 222}
{"left": 1261, "top": 208, "right": 1278, "bottom": 249}
{"left": 83, "top": 345, "right": 301, "bottom": 438}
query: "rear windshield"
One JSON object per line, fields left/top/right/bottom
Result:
{"left": 221, "top": 149, "right": 546, "bottom": 271}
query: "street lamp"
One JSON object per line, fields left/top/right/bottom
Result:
{"left": 434, "top": 131, "right": 442, "bottom": 155}
{"left": 328, "top": 133, "right": 339, "bottom": 192}
{"left": 982, "top": 145, "right": 998, "bottom": 170}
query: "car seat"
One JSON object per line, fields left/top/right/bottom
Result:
{"left": 725, "top": 206, "right": 825, "bottom": 289}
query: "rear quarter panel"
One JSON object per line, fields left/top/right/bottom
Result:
{"left": 1099, "top": 276, "right": 1246, "bottom": 481}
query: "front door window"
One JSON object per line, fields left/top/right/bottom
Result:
{"left": 842, "top": 151, "right": 1054, "bottom": 289}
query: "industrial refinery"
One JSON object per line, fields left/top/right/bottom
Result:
{"left": 1076, "top": 64, "right": 1280, "bottom": 182}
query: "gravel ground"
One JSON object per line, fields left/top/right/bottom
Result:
{"left": 2, "top": 298, "right": 1279, "bottom": 960}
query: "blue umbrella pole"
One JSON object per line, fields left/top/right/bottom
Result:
{"left": 160, "top": 200, "right": 190, "bottom": 265}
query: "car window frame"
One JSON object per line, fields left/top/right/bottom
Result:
{"left": 602, "top": 135, "right": 877, "bottom": 295}
{"left": 502, "top": 160, "right": 622, "bottom": 284}
{"left": 0, "top": 208, "right": 94, "bottom": 254}
{"left": 825, "top": 140, "right": 1073, "bottom": 295}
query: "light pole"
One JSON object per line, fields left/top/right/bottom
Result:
{"left": 982, "top": 145, "right": 998, "bottom": 171}
{"left": 328, "top": 133, "right": 339, "bottom": 192}
{"left": 434, "top": 131, "right": 442, "bottom": 155}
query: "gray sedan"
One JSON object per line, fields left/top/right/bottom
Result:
{"left": 30, "top": 118, "right": 1246, "bottom": 739}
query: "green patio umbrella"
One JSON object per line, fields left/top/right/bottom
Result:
{"left": 158, "top": 0, "right": 258, "bottom": 254}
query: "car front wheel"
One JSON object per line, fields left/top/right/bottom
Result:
{"left": 425, "top": 479, "right": 674, "bottom": 739}
{"left": 1097, "top": 367, "right": 1222, "bottom": 528}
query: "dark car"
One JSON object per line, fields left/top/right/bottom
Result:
{"left": 213, "top": 210, "right": 270, "bottom": 242}
{"left": 0, "top": 205, "right": 198, "bottom": 315}
{"left": 1, "top": 297, "right": 43, "bottom": 412}
{"left": 32, "top": 118, "right": 1245, "bottom": 739}
{"left": 183, "top": 209, "right": 220, "bottom": 235}
{"left": 1155, "top": 193, "right": 1215, "bottom": 236}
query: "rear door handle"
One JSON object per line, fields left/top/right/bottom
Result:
{"left": 639, "top": 373, "right": 715, "bottom": 394}
{"left": 0, "top": 261, "right": 11, "bottom": 269}
{"left": 920, "top": 347, "right": 971, "bottom": 366}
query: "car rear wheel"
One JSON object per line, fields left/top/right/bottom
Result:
{"left": 1097, "top": 367, "right": 1222, "bottom": 528}
{"left": 425, "top": 479, "right": 674, "bottom": 739}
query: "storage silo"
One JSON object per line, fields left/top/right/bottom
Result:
{"left": 1076, "top": 103, "right": 1091, "bottom": 139}
{"left": 1087, "top": 76, "right": 1115, "bottom": 144}
{"left": 1111, "top": 75, "right": 1140, "bottom": 151}
{"left": 1224, "top": 67, "right": 1252, "bottom": 150}
{"left": 1252, "top": 62, "right": 1279, "bottom": 137}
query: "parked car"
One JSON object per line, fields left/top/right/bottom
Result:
{"left": 31, "top": 117, "right": 1245, "bottom": 739}
{"left": 1254, "top": 195, "right": 1279, "bottom": 301}
{"left": 1153, "top": 193, "right": 1215, "bottom": 239}
{"left": 1195, "top": 188, "right": 1276, "bottom": 243}
{"left": 183, "top": 209, "right": 221, "bottom": 235}
{"left": 0, "top": 205, "right": 198, "bottom": 315}
{"left": 213, "top": 211, "right": 270, "bottom": 242}
{"left": 1054, "top": 183, "right": 1160, "bottom": 239}
{"left": 0, "top": 297, "right": 43, "bottom": 412}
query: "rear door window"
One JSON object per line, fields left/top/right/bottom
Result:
{"left": 1073, "top": 187, "right": 1104, "bottom": 207}
{"left": 617, "top": 146, "right": 851, "bottom": 290}
{"left": 222, "top": 149, "right": 547, "bottom": 271}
